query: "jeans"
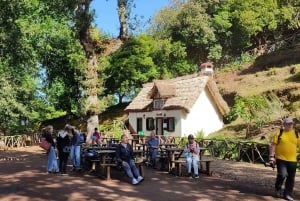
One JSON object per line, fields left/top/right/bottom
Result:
{"left": 186, "top": 155, "right": 199, "bottom": 175}
{"left": 70, "top": 145, "right": 81, "bottom": 168}
{"left": 149, "top": 148, "right": 158, "bottom": 166}
{"left": 123, "top": 159, "right": 140, "bottom": 179}
{"left": 47, "top": 146, "right": 59, "bottom": 172}
{"left": 275, "top": 159, "right": 297, "bottom": 196}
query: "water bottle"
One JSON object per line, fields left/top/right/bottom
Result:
{"left": 184, "top": 152, "right": 190, "bottom": 158}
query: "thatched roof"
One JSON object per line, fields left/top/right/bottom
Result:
{"left": 125, "top": 74, "right": 229, "bottom": 115}
{"left": 147, "top": 80, "right": 176, "bottom": 99}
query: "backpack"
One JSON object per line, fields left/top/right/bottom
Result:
{"left": 277, "top": 129, "right": 299, "bottom": 144}
{"left": 79, "top": 133, "right": 85, "bottom": 143}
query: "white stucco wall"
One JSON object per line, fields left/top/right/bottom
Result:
{"left": 181, "top": 87, "right": 224, "bottom": 137}
{"left": 128, "top": 110, "right": 183, "bottom": 136}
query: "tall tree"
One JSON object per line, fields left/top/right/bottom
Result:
{"left": 0, "top": 0, "right": 43, "bottom": 133}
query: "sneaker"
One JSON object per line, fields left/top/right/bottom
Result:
{"left": 132, "top": 178, "right": 139, "bottom": 185}
{"left": 275, "top": 190, "right": 281, "bottom": 198}
{"left": 194, "top": 175, "right": 199, "bottom": 179}
{"left": 137, "top": 176, "right": 144, "bottom": 183}
{"left": 188, "top": 173, "right": 192, "bottom": 178}
{"left": 283, "top": 194, "right": 294, "bottom": 201}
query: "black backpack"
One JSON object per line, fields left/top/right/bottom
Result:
{"left": 277, "top": 129, "right": 299, "bottom": 144}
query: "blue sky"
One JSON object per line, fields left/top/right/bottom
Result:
{"left": 91, "top": 0, "right": 170, "bottom": 37}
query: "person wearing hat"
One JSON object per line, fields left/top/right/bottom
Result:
{"left": 269, "top": 117, "right": 300, "bottom": 201}
{"left": 184, "top": 134, "right": 200, "bottom": 178}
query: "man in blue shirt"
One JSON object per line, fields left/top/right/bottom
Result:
{"left": 147, "top": 131, "right": 160, "bottom": 169}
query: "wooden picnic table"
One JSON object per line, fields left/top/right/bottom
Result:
{"left": 163, "top": 147, "right": 184, "bottom": 173}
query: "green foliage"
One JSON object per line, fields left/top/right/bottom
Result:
{"left": 99, "top": 120, "right": 124, "bottom": 139}
{"left": 195, "top": 129, "right": 205, "bottom": 139}
{"left": 104, "top": 35, "right": 159, "bottom": 103}
{"left": 230, "top": 93, "right": 282, "bottom": 137}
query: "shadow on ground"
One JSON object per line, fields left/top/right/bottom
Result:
{"left": 0, "top": 146, "right": 298, "bottom": 201}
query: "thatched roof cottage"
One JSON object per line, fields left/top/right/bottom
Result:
{"left": 125, "top": 73, "right": 229, "bottom": 137}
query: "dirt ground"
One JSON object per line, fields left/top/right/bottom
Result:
{"left": 0, "top": 146, "right": 299, "bottom": 201}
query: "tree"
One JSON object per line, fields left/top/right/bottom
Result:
{"left": 105, "top": 35, "right": 159, "bottom": 103}
{"left": 0, "top": 0, "right": 45, "bottom": 133}
{"left": 150, "top": 0, "right": 217, "bottom": 63}
{"left": 230, "top": 94, "right": 282, "bottom": 138}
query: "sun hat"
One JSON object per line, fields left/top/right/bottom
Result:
{"left": 283, "top": 117, "right": 293, "bottom": 124}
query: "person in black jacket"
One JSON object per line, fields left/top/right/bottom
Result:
{"left": 116, "top": 134, "right": 144, "bottom": 185}
{"left": 43, "top": 125, "right": 59, "bottom": 173}
{"left": 57, "top": 126, "right": 71, "bottom": 174}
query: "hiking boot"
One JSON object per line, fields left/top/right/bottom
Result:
{"left": 283, "top": 194, "right": 294, "bottom": 201}
{"left": 132, "top": 178, "right": 139, "bottom": 185}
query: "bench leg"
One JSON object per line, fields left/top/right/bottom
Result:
{"left": 206, "top": 161, "right": 211, "bottom": 176}
{"left": 139, "top": 165, "right": 144, "bottom": 177}
{"left": 106, "top": 166, "right": 111, "bottom": 180}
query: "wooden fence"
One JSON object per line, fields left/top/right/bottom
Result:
{"left": 0, "top": 133, "right": 42, "bottom": 150}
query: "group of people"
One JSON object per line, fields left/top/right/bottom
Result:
{"left": 42, "top": 117, "right": 299, "bottom": 197}
{"left": 43, "top": 124, "right": 83, "bottom": 174}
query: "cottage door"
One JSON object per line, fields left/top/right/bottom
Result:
{"left": 156, "top": 118, "right": 163, "bottom": 135}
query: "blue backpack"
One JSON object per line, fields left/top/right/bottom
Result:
{"left": 79, "top": 133, "right": 86, "bottom": 143}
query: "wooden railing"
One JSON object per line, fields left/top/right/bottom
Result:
{"left": 0, "top": 133, "right": 42, "bottom": 150}
{"left": 172, "top": 137, "right": 270, "bottom": 164}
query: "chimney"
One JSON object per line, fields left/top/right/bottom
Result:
{"left": 199, "top": 62, "right": 214, "bottom": 77}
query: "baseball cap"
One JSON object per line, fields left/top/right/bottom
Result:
{"left": 188, "top": 134, "right": 194, "bottom": 139}
{"left": 283, "top": 117, "right": 293, "bottom": 124}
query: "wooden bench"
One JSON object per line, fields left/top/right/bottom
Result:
{"left": 198, "top": 159, "right": 214, "bottom": 176}
{"left": 85, "top": 158, "right": 100, "bottom": 173}
{"left": 135, "top": 160, "right": 144, "bottom": 177}
{"left": 173, "top": 158, "right": 214, "bottom": 176}
{"left": 100, "top": 163, "right": 117, "bottom": 180}
{"left": 100, "top": 161, "right": 144, "bottom": 180}
{"left": 173, "top": 159, "right": 186, "bottom": 176}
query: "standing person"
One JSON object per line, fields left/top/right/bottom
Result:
{"left": 43, "top": 125, "right": 59, "bottom": 174}
{"left": 92, "top": 128, "right": 100, "bottom": 145}
{"left": 116, "top": 134, "right": 144, "bottom": 185}
{"left": 57, "top": 126, "right": 71, "bottom": 174}
{"left": 69, "top": 126, "right": 81, "bottom": 171}
{"left": 146, "top": 131, "right": 160, "bottom": 169}
{"left": 269, "top": 117, "right": 300, "bottom": 201}
{"left": 184, "top": 134, "right": 200, "bottom": 178}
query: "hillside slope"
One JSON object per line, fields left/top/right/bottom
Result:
{"left": 211, "top": 46, "right": 300, "bottom": 139}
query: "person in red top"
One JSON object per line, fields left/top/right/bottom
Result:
{"left": 92, "top": 128, "right": 100, "bottom": 144}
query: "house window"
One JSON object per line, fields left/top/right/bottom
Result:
{"left": 146, "top": 118, "right": 155, "bottom": 130}
{"left": 153, "top": 99, "right": 166, "bottom": 109}
{"left": 136, "top": 118, "right": 143, "bottom": 133}
{"left": 163, "top": 117, "right": 175, "bottom": 131}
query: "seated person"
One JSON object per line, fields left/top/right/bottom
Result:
{"left": 146, "top": 131, "right": 160, "bottom": 168}
{"left": 184, "top": 134, "right": 200, "bottom": 178}
{"left": 92, "top": 128, "right": 101, "bottom": 145}
{"left": 116, "top": 134, "right": 144, "bottom": 185}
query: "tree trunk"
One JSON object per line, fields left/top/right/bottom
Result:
{"left": 75, "top": 0, "right": 100, "bottom": 143}
{"left": 86, "top": 114, "right": 98, "bottom": 144}
{"left": 118, "top": 0, "right": 129, "bottom": 40}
